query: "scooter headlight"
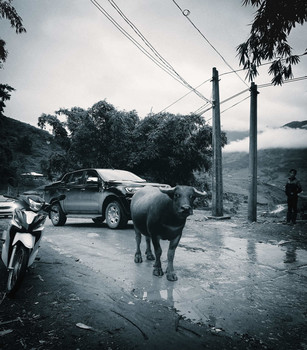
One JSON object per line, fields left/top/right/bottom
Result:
{"left": 29, "top": 198, "right": 44, "bottom": 212}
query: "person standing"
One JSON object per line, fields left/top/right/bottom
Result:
{"left": 285, "top": 169, "right": 302, "bottom": 224}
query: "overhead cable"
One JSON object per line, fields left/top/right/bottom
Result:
{"left": 172, "top": 0, "right": 249, "bottom": 88}
{"left": 196, "top": 75, "right": 307, "bottom": 116}
{"left": 156, "top": 77, "right": 212, "bottom": 114}
{"left": 90, "top": 1, "right": 184, "bottom": 85}
{"left": 221, "top": 95, "right": 250, "bottom": 114}
{"left": 106, "top": 0, "right": 211, "bottom": 103}
{"left": 90, "top": 0, "right": 211, "bottom": 104}
{"left": 258, "top": 75, "right": 307, "bottom": 89}
{"left": 195, "top": 87, "right": 250, "bottom": 115}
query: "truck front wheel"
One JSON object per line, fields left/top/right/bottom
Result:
{"left": 105, "top": 201, "right": 128, "bottom": 229}
{"left": 50, "top": 203, "right": 67, "bottom": 226}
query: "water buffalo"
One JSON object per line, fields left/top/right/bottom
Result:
{"left": 131, "top": 185, "right": 207, "bottom": 281}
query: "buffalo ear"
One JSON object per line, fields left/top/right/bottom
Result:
{"left": 193, "top": 188, "right": 207, "bottom": 197}
{"left": 159, "top": 187, "right": 175, "bottom": 198}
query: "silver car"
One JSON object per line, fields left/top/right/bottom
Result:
{"left": 0, "top": 195, "right": 15, "bottom": 218}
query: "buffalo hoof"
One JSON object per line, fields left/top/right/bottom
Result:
{"left": 145, "top": 250, "right": 155, "bottom": 261}
{"left": 166, "top": 272, "right": 178, "bottom": 281}
{"left": 153, "top": 267, "right": 164, "bottom": 277}
{"left": 134, "top": 253, "right": 143, "bottom": 263}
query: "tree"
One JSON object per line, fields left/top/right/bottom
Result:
{"left": 0, "top": 83, "right": 14, "bottom": 117}
{"left": 38, "top": 101, "right": 220, "bottom": 186}
{"left": 130, "top": 113, "right": 221, "bottom": 186}
{"left": 0, "top": 0, "right": 26, "bottom": 66}
{"left": 0, "top": 0, "right": 26, "bottom": 117}
{"left": 237, "top": 0, "right": 307, "bottom": 85}
{"left": 38, "top": 113, "right": 70, "bottom": 150}
{"left": 38, "top": 100, "right": 140, "bottom": 177}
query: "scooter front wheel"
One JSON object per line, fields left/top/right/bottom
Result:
{"left": 7, "top": 244, "right": 29, "bottom": 297}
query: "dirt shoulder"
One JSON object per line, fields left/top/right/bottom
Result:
{"left": 0, "top": 213, "right": 306, "bottom": 350}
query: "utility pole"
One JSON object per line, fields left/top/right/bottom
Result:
{"left": 211, "top": 67, "right": 223, "bottom": 217}
{"left": 248, "top": 82, "right": 259, "bottom": 222}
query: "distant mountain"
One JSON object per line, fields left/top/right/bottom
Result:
{"left": 283, "top": 120, "right": 307, "bottom": 129}
{"left": 225, "top": 120, "right": 307, "bottom": 143}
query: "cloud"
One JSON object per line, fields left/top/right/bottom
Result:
{"left": 223, "top": 127, "right": 307, "bottom": 153}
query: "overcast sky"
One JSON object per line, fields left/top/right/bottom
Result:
{"left": 1, "top": 0, "right": 307, "bottom": 137}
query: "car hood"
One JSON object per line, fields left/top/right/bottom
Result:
{"left": 105, "top": 181, "right": 170, "bottom": 188}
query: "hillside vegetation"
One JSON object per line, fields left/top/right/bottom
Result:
{"left": 0, "top": 109, "right": 217, "bottom": 190}
{"left": 0, "top": 117, "right": 306, "bottom": 214}
{"left": 223, "top": 149, "right": 307, "bottom": 206}
{"left": 0, "top": 117, "right": 61, "bottom": 191}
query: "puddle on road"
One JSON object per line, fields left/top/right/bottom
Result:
{"left": 132, "top": 235, "right": 307, "bottom": 339}
{"left": 44, "top": 220, "right": 307, "bottom": 343}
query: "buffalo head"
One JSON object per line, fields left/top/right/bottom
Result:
{"left": 160, "top": 185, "right": 207, "bottom": 219}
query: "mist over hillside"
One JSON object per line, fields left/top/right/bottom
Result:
{"left": 224, "top": 120, "right": 307, "bottom": 153}
{"left": 225, "top": 120, "right": 307, "bottom": 143}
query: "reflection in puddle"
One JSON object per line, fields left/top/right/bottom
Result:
{"left": 135, "top": 236, "right": 307, "bottom": 338}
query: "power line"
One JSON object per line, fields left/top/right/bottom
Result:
{"left": 168, "top": 72, "right": 307, "bottom": 116}
{"left": 90, "top": 0, "right": 211, "bottom": 103}
{"left": 220, "top": 53, "right": 307, "bottom": 78}
{"left": 195, "top": 87, "right": 250, "bottom": 115}
{"left": 172, "top": 0, "right": 249, "bottom": 88}
{"left": 106, "top": 0, "right": 211, "bottom": 103}
{"left": 90, "top": 1, "right": 183, "bottom": 84}
{"left": 258, "top": 75, "right": 307, "bottom": 89}
{"left": 220, "top": 88, "right": 250, "bottom": 105}
{"left": 196, "top": 75, "right": 307, "bottom": 116}
{"left": 156, "top": 77, "right": 212, "bottom": 114}
{"left": 221, "top": 95, "right": 250, "bottom": 114}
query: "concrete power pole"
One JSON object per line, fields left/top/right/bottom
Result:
{"left": 248, "top": 82, "right": 259, "bottom": 222}
{"left": 211, "top": 67, "right": 223, "bottom": 217}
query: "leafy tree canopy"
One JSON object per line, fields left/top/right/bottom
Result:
{"left": 237, "top": 0, "right": 307, "bottom": 85}
{"left": 38, "top": 101, "right": 219, "bottom": 187}
{"left": 0, "top": 0, "right": 26, "bottom": 117}
{"left": 0, "top": 0, "right": 26, "bottom": 67}
{"left": 38, "top": 100, "right": 140, "bottom": 176}
{"left": 0, "top": 83, "right": 14, "bottom": 117}
{"left": 130, "top": 113, "right": 224, "bottom": 186}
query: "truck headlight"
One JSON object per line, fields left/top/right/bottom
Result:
{"left": 125, "top": 187, "right": 142, "bottom": 194}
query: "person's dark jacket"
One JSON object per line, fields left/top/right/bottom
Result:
{"left": 285, "top": 178, "right": 302, "bottom": 198}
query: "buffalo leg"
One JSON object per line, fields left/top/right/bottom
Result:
{"left": 166, "top": 235, "right": 181, "bottom": 281}
{"left": 134, "top": 229, "right": 143, "bottom": 263}
{"left": 151, "top": 236, "right": 164, "bottom": 276}
{"left": 145, "top": 236, "right": 155, "bottom": 260}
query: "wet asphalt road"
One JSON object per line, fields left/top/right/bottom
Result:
{"left": 1, "top": 211, "right": 307, "bottom": 349}
{"left": 38, "top": 211, "right": 307, "bottom": 349}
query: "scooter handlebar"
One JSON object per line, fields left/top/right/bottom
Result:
{"left": 44, "top": 195, "right": 66, "bottom": 212}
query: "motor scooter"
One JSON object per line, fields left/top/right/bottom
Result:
{"left": 0, "top": 192, "right": 65, "bottom": 296}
